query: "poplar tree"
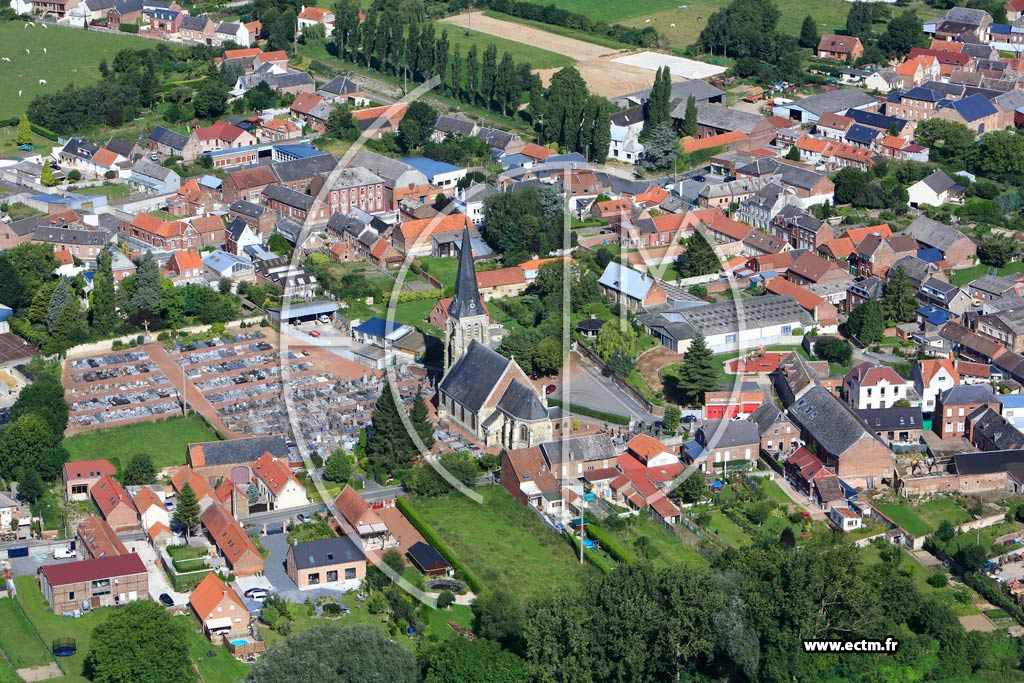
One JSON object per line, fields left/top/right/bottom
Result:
{"left": 90, "top": 250, "right": 117, "bottom": 336}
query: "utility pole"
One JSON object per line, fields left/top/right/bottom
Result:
{"left": 578, "top": 498, "right": 585, "bottom": 564}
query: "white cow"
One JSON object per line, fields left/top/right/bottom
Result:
{"left": 18, "top": 90, "right": 22, "bottom": 97}
{"left": 38, "top": 79, "right": 46, "bottom": 85}
{"left": 42, "top": 48, "right": 46, "bottom": 54}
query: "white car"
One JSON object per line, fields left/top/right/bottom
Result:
{"left": 53, "top": 547, "right": 76, "bottom": 560}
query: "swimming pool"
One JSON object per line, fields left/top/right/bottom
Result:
{"left": 230, "top": 639, "right": 248, "bottom": 646}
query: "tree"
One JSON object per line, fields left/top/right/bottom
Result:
{"left": 881, "top": 10, "right": 925, "bottom": 58}
{"left": 130, "top": 251, "right": 161, "bottom": 318}
{"left": 410, "top": 386, "right": 435, "bottom": 449}
{"left": 847, "top": 299, "right": 885, "bottom": 344}
{"left": 173, "top": 483, "right": 200, "bottom": 538}
{"left": 813, "top": 336, "right": 852, "bottom": 365}
{"left": 324, "top": 448, "right": 352, "bottom": 484}
{"left": 832, "top": 167, "right": 870, "bottom": 205}
{"left": 193, "top": 80, "right": 228, "bottom": 120}
{"left": 673, "top": 331, "right": 720, "bottom": 406}
{"left": 46, "top": 279, "right": 70, "bottom": 336}
{"left": 681, "top": 94, "right": 698, "bottom": 139}
{"left": 643, "top": 67, "right": 672, "bottom": 136}
{"left": 542, "top": 66, "right": 588, "bottom": 151}
{"left": 641, "top": 121, "right": 679, "bottom": 171}
{"left": 662, "top": 405, "right": 681, "bottom": 434}
{"left": 365, "top": 381, "right": 418, "bottom": 479}
{"left": 699, "top": 0, "right": 781, "bottom": 59}
{"left": 424, "top": 637, "right": 532, "bottom": 683}
{"left": 325, "top": 105, "right": 358, "bottom": 141}
{"left": 978, "top": 234, "right": 1021, "bottom": 267}
{"left": 473, "top": 589, "right": 525, "bottom": 654}
{"left": 17, "top": 467, "right": 44, "bottom": 503}
{"left": 799, "top": 15, "right": 819, "bottom": 49}
{"left": 935, "top": 519, "right": 955, "bottom": 543}
{"left": 405, "top": 451, "right": 479, "bottom": 496}
{"left": 677, "top": 231, "right": 720, "bottom": 278}
{"left": 914, "top": 119, "right": 975, "bottom": 166}
{"left": 246, "top": 624, "right": 417, "bottom": 683}
{"left": 676, "top": 471, "right": 707, "bottom": 503}
{"left": 0, "top": 414, "right": 57, "bottom": 481}
{"left": 883, "top": 265, "right": 919, "bottom": 323}
{"left": 594, "top": 321, "right": 637, "bottom": 366}
{"left": 976, "top": 129, "right": 1024, "bottom": 183}
{"left": 266, "top": 233, "right": 293, "bottom": 259}
{"left": 956, "top": 543, "right": 987, "bottom": 572}
{"left": 83, "top": 601, "right": 195, "bottom": 683}
{"left": 10, "top": 377, "right": 67, "bottom": 439}
{"left": 435, "top": 590, "right": 455, "bottom": 610}
{"left": 846, "top": 1, "right": 875, "bottom": 37}
{"left": 41, "top": 163, "right": 56, "bottom": 187}
{"left": 122, "top": 454, "right": 155, "bottom": 486}
{"left": 16, "top": 114, "right": 32, "bottom": 146}
{"left": 396, "top": 100, "right": 437, "bottom": 152}
{"left": 785, "top": 146, "right": 802, "bottom": 161}
{"left": 90, "top": 250, "right": 117, "bottom": 336}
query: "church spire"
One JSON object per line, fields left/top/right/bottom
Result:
{"left": 447, "top": 226, "right": 482, "bottom": 320}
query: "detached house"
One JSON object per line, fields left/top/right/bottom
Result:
{"left": 598, "top": 262, "right": 667, "bottom": 312}
{"left": 905, "top": 216, "right": 977, "bottom": 267}
{"left": 908, "top": 169, "right": 965, "bottom": 208}
{"left": 63, "top": 459, "right": 116, "bottom": 501}
{"left": 148, "top": 125, "right": 200, "bottom": 162}
{"left": 251, "top": 452, "right": 308, "bottom": 510}
{"left": 201, "top": 503, "right": 263, "bottom": 576}
{"left": 189, "top": 573, "right": 249, "bottom": 640}
{"left": 285, "top": 537, "right": 366, "bottom": 590}
{"left": 91, "top": 474, "right": 139, "bottom": 532}
{"left": 817, "top": 34, "right": 864, "bottom": 61}
{"left": 843, "top": 362, "right": 912, "bottom": 410}
{"left": 40, "top": 555, "right": 148, "bottom": 615}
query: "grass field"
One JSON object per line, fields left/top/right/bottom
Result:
{"left": 706, "top": 510, "right": 751, "bottom": 547}
{"left": 0, "top": 24, "right": 152, "bottom": 119}
{"left": 391, "top": 297, "right": 442, "bottom": 335}
{"left": 0, "top": 124, "right": 54, "bottom": 159}
{"left": 599, "top": 517, "right": 707, "bottom": 569}
{"left": 437, "top": 21, "right": 575, "bottom": 69}
{"left": 75, "top": 183, "right": 134, "bottom": 200}
{"left": 950, "top": 262, "right": 1024, "bottom": 287}
{"left": 409, "top": 485, "right": 599, "bottom": 599}
{"left": 761, "top": 479, "right": 795, "bottom": 506}
{"left": 63, "top": 414, "right": 219, "bottom": 472}
{"left": 875, "top": 498, "right": 971, "bottom": 537}
{"left": 416, "top": 257, "right": 461, "bottom": 289}
{"left": 0, "top": 598, "right": 53, "bottom": 670}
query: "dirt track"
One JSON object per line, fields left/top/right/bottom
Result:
{"left": 439, "top": 13, "right": 674, "bottom": 98}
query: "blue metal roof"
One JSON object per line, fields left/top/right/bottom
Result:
{"left": 1000, "top": 394, "right": 1024, "bottom": 409}
{"left": 945, "top": 93, "right": 997, "bottom": 122}
{"left": 399, "top": 156, "right": 463, "bottom": 181}
{"left": 991, "top": 23, "right": 1012, "bottom": 34}
{"left": 917, "top": 247, "right": 942, "bottom": 263}
{"left": 198, "top": 174, "right": 222, "bottom": 189}
{"left": 843, "top": 108, "right": 907, "bottom": 131}
{"left": 353, "top": 316, "right": 408, "bottom": 338}
{"left": 273, "top": 143, "right": 326, "bottom": 160}
{"left": 917, "top": 305, "right": 951, "bottom": 326}
{"left": 203, "top": 251, "right": 251, "bottom": 274}
{"left": 598, "top": 262, "right": 653, "bottom": 300}
{"left": 499, "top": 153, "right": 531, "bottom": 168}
{"left": 904, "top": 86, "right": 943, "bottom": 102}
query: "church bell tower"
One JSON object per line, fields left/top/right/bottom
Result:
{"left": 444, "top": 227, "right": 489, "bottom": 372}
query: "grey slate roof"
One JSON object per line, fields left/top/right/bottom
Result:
{"left": 474, "top": 127, "right": 517, "bottom": 149}
{"left": 190, "top": 436, "right": 289, "bottom": 465}
{"left": 968, "top": 406, "right": 1024, "bottom": 450}
{"left": 749, "top": 403, "right": 784, "bottom": 435}
{"left": 179, "top": 14, "right": 209, "bottom": 30}
{"left": 610, "top": 106, "right": 644, "bottom": 127}
{"left": 434, "top": 114, "right": 477, "bottom": 136}
{"left": 891, "top": 255, "right": 936, "bottom": 285}
{"left": 921, "top": 169, "right": 957, "bottom": 194}
{"left": 289, "top": 536, "right": 364, "bottom": 570}
{"left": 227, "top": 216, "right": 251, "bottom": 240}
{"left": 539, "top": 434, "right": 616, "bottom": 467}
{"left": 906, "top": 216, "right": 968, "bottom": 253}
{"left": 496, "top": 380, "right": 548, "bottom": 421}
{"left": 696, "top": 103, "right": 766, "bottom": 134}
{"left": 318, "top": 76, "right": 362, "bottom": 97}
{"left": 132, "top": 158, "right": 178, "bottom": 182}
{"left": 788, "top": 89, "right": 879, "bottom": 117}
{"left": 448, "top": 227, "right": 483, "bottom": 320}
{"left": 349, "top": 151, "right": 427, "bottom": 188}
{"left": 149, "top": 125, "right": 189, "bottom": 151}
{"left": 954, "top": 449, "right": 1024, "bottom": 476}
{"left": 323, "top": 166, "right": 384, "bottom": 190}
{"left": 788, "top": 386, "right": 877, "bottom": 457}
{"left": 271, "top": 154, "right": 336, "bottom": 184}
{"left": 641, "top": 295, "right": 813, "bottom": 343}
{"left": 105, "top": 137, "right": 135, "bottom": 158}
{"left": 33, "top": 227, "right": 106, "bottom": 245}
{"left": 229, "top": 200, "right": 265, "bottom": 218}
{"left": 698, "top": 420, "right": 760, "bottom": 448}
{"left": 855, "top": 407, "right": 922, "bottom": 432}
{"left": 263, "top": 184, "right": 316, "bottom": 210}
{"left": 940, "top": 384, "right": 997, "bottom": 405}
{"left": 438, "top": 341, "right": 511, "bottom": 413}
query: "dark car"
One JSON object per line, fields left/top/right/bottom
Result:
{"left": 158, "top": 593, "right": 174, "bottom": 607}
{"left": 681, "top": 414, "right": 699, "bottom": 423}
{"left": 692, "top": 175, "right": 706, "bottom": 182}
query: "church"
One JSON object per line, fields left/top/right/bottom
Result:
{"left": 437, "top": 228, "right": 554, "bottom": 450}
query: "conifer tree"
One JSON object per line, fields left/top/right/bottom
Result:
{"left": 410, "top": 387, "right": 435, "bottom": 450}
{"left": 90, "top": 250, "right": 117, "bottom": 336}
{"left": 173, "top": 483, "right": 200, "bottom": 539}
{"left": 675, "top": 331, "right": 720, "bottom": 406}
{"left": 883, "top": 265, "right": 918, "bottom": 323}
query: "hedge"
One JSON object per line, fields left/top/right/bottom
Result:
{"left": 381, "top": 288, "right": 443, "bottom": 305}
{"left": 396, "top": 497, "right": 486, "bottom": 594}
{"left": 564, "top": 531, "right": 614, "bottom": 574}
{"left": 963, "top": 573, "right": 1024, "bottom": 625}
{"left": 547, "top": 399, "right": 630, "bottom": 426}
{"left": 172, "top": 558, "right": 208, "bottom": 573}
{"left": 169, "top": 569, "right": 212, "bottom": 591}
{"left": 586, "top": 525, "right": 635, "bottom": 565}
{"left": 119, "top": 23, "right": 139, "bottom": 33}
{"left": 30, "top": 123, "right": 58, "bottom": 141}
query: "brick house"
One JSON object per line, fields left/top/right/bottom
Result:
{"left": 223, "top": 166, "right": 277, "bottom": 205}
{"left": 391, "top": 213, "right": 472, "bottom": 257}
{"left": 252, "top": 452, "right": 308, "bottom": 510}
{"left": 169, "top": 250, "right": 204, "bottom": 280}
{"left": 308, "top": 166, "right": 386, "bottom": 216}
{"left": 262, "top": 185, "right": 330, "bottom": 225}
{"left": 786, "top": 252, "right": 850, "bottom": 287}
{"left": 63, "top": 459, "right": 116, "bottom": 501}
{"left": 285, "top": 537, "right": 366, "bottom": 590}
{"left": 120, "top": 213, "right": 198, "bottom": 251}
{"left": 201, "top": 503, "right": 264, "bottom": 576}
{"left": 904, "top": 216, "right": 977, "bottom": 268}
{"left": 817, "top": 34, "right": 864, "bottom": 61}
{"left": 748, "top": 403, "right": 800, "bottom": 457}
{"left": 189, "top": 573, "right": 249, "bottom": 640}
{"left": 476, "top": 267, "right": 527, "bottom": 301}
{"left": 597, "top": 262, "right": 667, "bottom": 312}
{"left": 290, "top": 92, "right": 332, "bottom": 132}
{"left": 228, "top": 200, "right": 274, "bottom": 236}
{"left": 933, "top": 384, "right": 1000, "bottom": 438}
{"left": 40, "top": 554, "right": 148, "bottom": 614}
{"left": 91, "top": 474, "right": 139, "bottom": 532}
{"left": 77, "top": 515, "right": 128, "bottom": 560}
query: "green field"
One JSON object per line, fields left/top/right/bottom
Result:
{"left": 415, "top": 257, "right": 461, "bottom": 289}
{"left": 599, "top": 517, "right": 707, "bottom": 569}
{"left": 0, "top": 123, "right": 54, "bottom": 160}
{"left": 408, "top": 485, "right": 599, "bottom": 599}
{"left": 0, "top": 23, "right": 152, "bottom": 119}
{"left": 435, "top": 21, "right": 575, "bottom": 69}
{"left": 0, "top": 598, "right": 53, "bottom": 669}
{"left": 706, "top": 510, "right": 752, "bottom": 547}
{"left": 950, "top": 262, "right": 1024, "bottom": 287}
{"left": 391, "top": 297, "right": 442, "bottom": 335}
{"left": 761, "top": 479, "right": 795, "bottom": 506}
{"left": 75, "top": 183, "right": 134, "bottom": 200}
{"left": 63, "top": 414, "right": 220, "bottom": 472}
{"left": 875, "top": 498, "right": 971, "bottom": 537}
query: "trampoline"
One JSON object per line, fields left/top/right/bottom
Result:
{"left": 53, "top": 638, "right": 76, "bottom": 657}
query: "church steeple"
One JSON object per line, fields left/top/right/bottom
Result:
{"left": 448, "top": 227, "right": 482, "bottom": 321}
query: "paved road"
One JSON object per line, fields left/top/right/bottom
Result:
{"left": 551, "top": 353, "right": 655, "bottom": 424}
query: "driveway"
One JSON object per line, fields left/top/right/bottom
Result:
{"left": 246, "top": 531, "right": 352, "bottom": 603}
{"left": 133, "top": 543, "right": 190, "bottom": 608}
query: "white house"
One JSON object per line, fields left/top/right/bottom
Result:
{"left": 608, "top": 106, "right": 645, "bottom": 165}
{"left": 132, "top": 487, "right": 170, "bottom": 532}
{"left": 296, "top": 5, "right": 334, "bottom": 36}
{"left": 400, "top": 157, "right": 466, "bottom": 193}
{"left": 913, "top": 359, "right": 960, "bottom": 414}
{"left": 863, "top": 69, "right": 902, "bottom": 94}
{"left": 451, "top": 182, "right": 499, "bottom": 227}
{"left": 625, "top": 434, "right": 679, "bottom": 468}
{"left": 844, "top": 362, "right": 913, "bottom": 410}
{"left": 252, "top": 453, "right": 309, "bottom": 510}
{"left": 0, "top": 493, "right": 16, "bottom": 531}
{"left": 908, "top": 169, "right": 964, "bottom": 208}
{"left": 215, "top": 21, "right": 250, "bottom": 47}
{"left": 830, "top": 505, "right": 862, "bottom": 532}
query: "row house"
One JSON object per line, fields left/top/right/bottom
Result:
{"left": 913, "top": 358, "right": 960, "bottom": 414}
{"left": 933, "top": 384, "right": 1000, "bottom": 438}
{"left": 290, "top": 92, "right": 333, "bottom": 132}
{"left": 308, "top": 165, "right": 386, "bottom": 215}
{"left": 262, "top": 185, "right": 329, "bottom": 225}
{"left": 120, "top": 213, "right": 197, "bottom": 251}
{"left": 222, "top": 165, "right": 277, "bottom": 204}
{"left": 228, "top": 200, "right": 274, "bottom": 236}
{"left": 770, "top": 206, "right": 831, "bottom": 252}
{"left": 970, "top": 308, "right": 1024, "bottom": 352}
{"left": 919, "top": 277, "right": 972, "bottom": 317}
{"left": 271, "top": 154, "right": 337, "bottom": 194}
{"left": 853, "top": 232, "right": 918, "bottom": 278}
{"left": 195, "top": 120, "right": 257, "bottom": 153}
{"left": 178, "top": 14, "right": 214, "bottom": 43}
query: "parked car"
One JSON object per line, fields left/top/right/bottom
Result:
{"left": 318, "top": 315, "right": 331, "bottom": 324}
{"left": 309, "top": 330, "right": 321, "bottom": 338}
{"left": 681, "top": 414, "right": 699, "bottom": 424}
{"left": 158, "top": 593, "right": 174, "bottom": 607}
{"left": 244, "top": 588, "right": 269, "bottom": 602}
{"left": 296, "top": 512, "right": 312, "bottom": 524}
{"left": 53, "top": 546, "right": 76, "bottom": 560}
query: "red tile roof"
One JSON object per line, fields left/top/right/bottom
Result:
{"left": 476, "top": 266, "right": 526, "bottom": 289}
{"left": 171, "top": 250, "right": 203, "bottom": 273}
{"left": 291, "top": 92, "right": 325, "bottom": 116}
{"left": 42, "top": 553, "right": 146, "bottom": 586}
{"left": 252, "top": 452, "right": 299, "bottom": 496}
{"left": 91, "top": 474, "right": 137, "bottom": 518}
{"left": 681, "top": 130, "right": 748, "bottom": 153}
{"left": 77, "top": 515, "right": 128, "bottom": 558}
{"left": 224, "top": 48, "right": 262, "bottom": 60}
{"left": 297, "top": 6, "right": 331, "bottom": 20}
{"left": 189, "top": 572, "right": 246, "bottom": 622}
{"left": 766, "top": 277, "right": 827, "bottom": 312}
{"left": 201, "top": 503, "right": 262, "bottom": 569}
{"left": 195, "top": 120, "right": 248, "bottom": 143}
{"left": 63, "top": 459, "right": 116, "bottom": 482}
{"left": 918, "top": 358, "right": 959, "bottom": 386}
{"left": 399, "top": 212, "right": 471, "bottom": 241}
{"left": 625, "top": 434, "right": 672, "bottom": 464}
{"left": 133, "top": 487, "right": 165, "bottom": 514}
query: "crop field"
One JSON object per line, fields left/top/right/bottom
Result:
{"left": 0, "top": 23, "right": 151, "bottom": 119}
{"left": 433, "top": 19, "right": 575, "bottom": 69}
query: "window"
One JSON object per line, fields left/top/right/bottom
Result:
{"left": 781, "top": 325, "right": 792, "bottom": 335}
{"left": 308, "top": 572, "right": 320, "bottom": 585}
{"left": 725, "top": 333, "right": 737, "bottom": 344}
{"left": 326, "top": 570, "right": 338, "bottom": 582}
{"left": 345, "top": 567, "right": 356, "bottom": 580}
{"left": 68, "top": 591, "right": 75, "bottom": 600}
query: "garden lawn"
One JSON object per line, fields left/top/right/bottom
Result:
{"left": 760, "top": 479, "right": 794, "bottom": 506}
{"left": 391, "top": 297, "right": 442, "bottom": 335}
{"left": 62, "top": 414, "right": 219, "bottom": 472}
{"left": 433, "top": 20, "right": 575, "bottom": 69}
{"left": 599, "top": 517, "right": 707, "bottom": 569}
{"left": 875, "top": 498, "right": 970, "bottom": 537}
{"left": 0, "top": 598, "right": 53, "bottom": 669}
{"left": 183, "top": 622, "right": 251, "bottom": 683}
{"left": 408, "top": 485, "right": 599, "bottom": 599}
{"left": 415, "top": 257, "right": 461, "bottom": 289}
{"left": 2, "top": 203, "right": 43, "bottom": 220}
{"left": 706, "top": 510, "right": 751, "bottom": 547}
{"left": 0, "top": 124, "right": 53, "bottom": 158}
{"left": 0, "top": 23, "right": 152, "bottom": 119}
{"left": 951, "top": 262, "right": 1024, "bottom": 287}
{"left": 75, "top": 183, "right": 134, "bottom": 200}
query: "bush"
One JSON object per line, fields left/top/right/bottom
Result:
{"left": 395, "top": 498, "right": 485, "bottom": 594}
{"left": 564, "top": 531, "right": 613, "bottom": 573}
{"left": 586, "top": 525, "right": 635, "bottom": 564}
{"left": 119, "top": 23, "right": 139, "bottom": 33}
{"left": 927, "top": 570, "right": 948, "bottom": 588}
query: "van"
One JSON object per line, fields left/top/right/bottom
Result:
{"left": 53, "top": 547, "right": 76, "bottom": 560}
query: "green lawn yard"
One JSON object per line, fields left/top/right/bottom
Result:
{"left": 0, "top": 23, "right": 152, "bottom": 119}
{"left": 599, "top": 517, "right": 707, "bottom": 569}
{"left": 63, "top": 414, "right": 219, "bottom": 472}
{"left": 75, "top": 183, "right": 134, "bottom": 200}
{"left": 0, "top": 597, "right": 53, "bottom": 670}
{"left": 408, "top": 485, "right": 600, "bottom": 599}
{"left": 415, "top": 257, "right": 461, "bottom": 289}
{"left": 705, "top": 510, "right": 752, "bottom": 547}
{"left": 0, "top": 124, "right": 54, "bottom": 159}
{"left": 950, "top": 262, "right": 1024, "bottom": 287}
{"left": 874, "top": 498, "right": 971, "bottom": 537}
{"left": 760, "top": 479, "right": 794, "bottom": 506}
{"left": 390, "top": 297, "right": 442, "bottom": 335}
